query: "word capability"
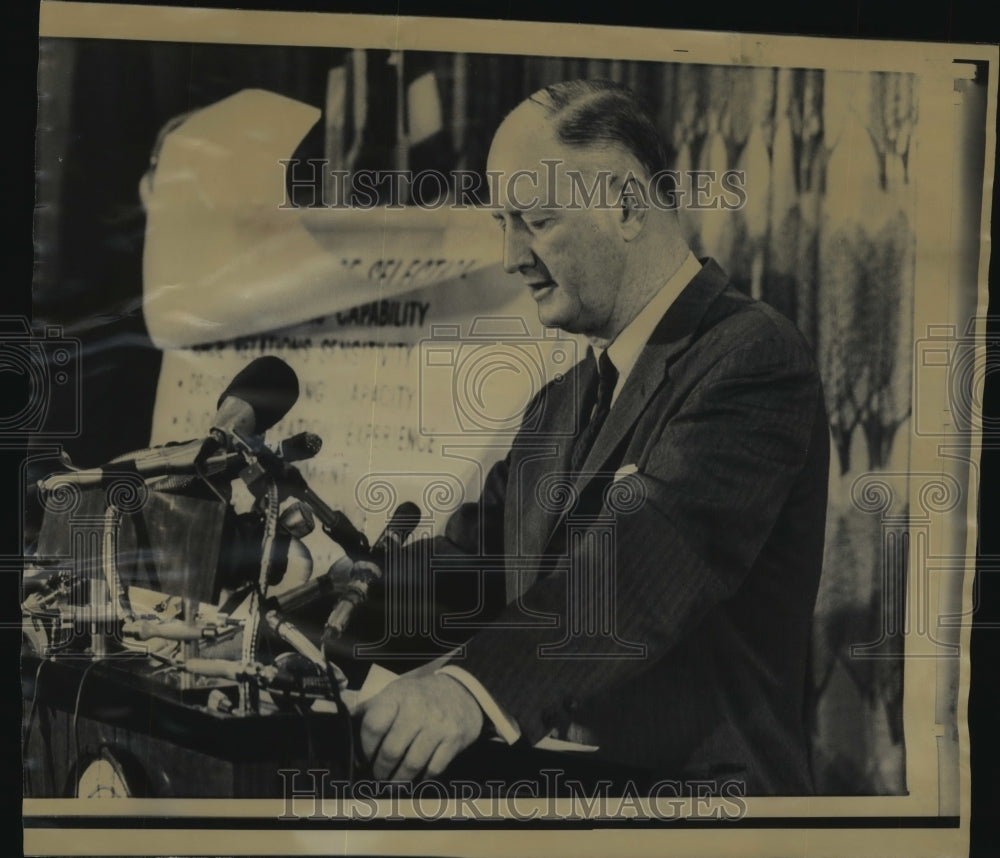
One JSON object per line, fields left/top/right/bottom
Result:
{"left": 336, "top": 300, "right": 430, "bottom": 328}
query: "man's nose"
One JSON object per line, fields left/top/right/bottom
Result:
{"left": 502, "top": 222, "right": 534, "bottom": 274}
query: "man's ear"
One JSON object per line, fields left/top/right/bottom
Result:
{"left": 616, "top": 171, "right": 650, "bottom": 240}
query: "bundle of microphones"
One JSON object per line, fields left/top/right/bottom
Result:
{"left": 37, "top": 355, "right": 422, "bottom": 647}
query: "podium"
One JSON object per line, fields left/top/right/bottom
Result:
{"left": 22, "top": 653, "right": 348, "bottom": 798}
{"left": 22, "top": 652, "right": 655, "bottom": 799}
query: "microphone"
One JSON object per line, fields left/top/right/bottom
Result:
{"left": 369, "top": 501, "right": 421, "bottom": 557}
{"left": 206, "top": 357, "right": 300, "bottom": 461}
{"left": 266, "top": 564, "right": 345, "bottom": 614}
{"left": 323, "top": 502, "right": 421, "bottom": 640}
{"left": 276, "top": 432, "right": 323, "bottom": 463}
{"left": 266, "top": 502, "right": 421, "bottom": 615}
{"left": 37, "top": 357, "right": 301, "bottom": 494}
{"left": 231, "top": 435, "right": 370, "bottom": 558}
{"left": 37, "top": 442, "right": 243, "bottom": 491}
{"left": 214, "top": 356, "right": 300, "bottom": 437}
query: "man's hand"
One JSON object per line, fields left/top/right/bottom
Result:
{"left": 357, "top": 673, "right": 484, "bottom": 781}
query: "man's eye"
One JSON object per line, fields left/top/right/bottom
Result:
{"left": 526, "top": 218, "right": 550, "bottom": 231}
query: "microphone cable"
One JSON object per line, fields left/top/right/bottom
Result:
{"left": 323, "top": 661, "right": 359, "bottom": 784}
{"left": 21, "top": 657, "right": 48, "bottom": 794}
{"left": 70, "top": 659, "right": 101, "bottom": 797}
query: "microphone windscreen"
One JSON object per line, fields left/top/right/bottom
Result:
{"left": 369, "top": 502, "right": 421, "bottom": 555}
{"left": 387, "top": 502, "right": 422, "bottom": 535}
{"left": 391, "top": 501, "right": 422, "bottom": 522}
{"left": 278, "top": 431, "right": 323, "bottom": 463}
{"left": 218, "top": 356, "right": 299, "bottom": 433}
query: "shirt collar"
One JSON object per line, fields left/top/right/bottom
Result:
{"left": 598, "top": 252, "right": 703, "bottom": 403}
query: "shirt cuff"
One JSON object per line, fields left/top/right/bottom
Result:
{"left": 436, "top": 665, "right": 521, "bottom": 745}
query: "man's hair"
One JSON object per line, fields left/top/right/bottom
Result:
{"left": 527, "top": 80, "right": 667, "bottom": 178}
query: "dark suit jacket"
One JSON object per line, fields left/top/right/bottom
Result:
{"left": 430, "top": 259, "right": 830, "bottom": 795}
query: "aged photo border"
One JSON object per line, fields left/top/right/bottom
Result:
{"left": 13, "top": 1, "right": 999, "bottom": 856}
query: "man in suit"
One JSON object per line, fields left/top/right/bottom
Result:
{"left": 356, "top": 80, "right": 830, "bottom": 795}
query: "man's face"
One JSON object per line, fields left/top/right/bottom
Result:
{"left": 486, "top": 104, "right": 627, "bottom": 342}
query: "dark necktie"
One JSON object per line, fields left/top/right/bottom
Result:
{"left": 570, "top": 349, "right": 618, "bottom": 473}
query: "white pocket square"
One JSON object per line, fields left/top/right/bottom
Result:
{"left": 613, "top": 463, "right": 639, "bottom": 481}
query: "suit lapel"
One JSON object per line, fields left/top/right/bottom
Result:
{"left": 508, "top": 259, "right": 732, "bottom": 596}
{"left": 506, "top": 355, "right": 596, "bottom": 567}
{"left": 559, "top": 259, "right": 732, "bottom": 530}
